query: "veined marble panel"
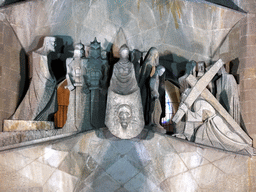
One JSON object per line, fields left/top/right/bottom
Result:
{"left": 0, "top": 129, "right": 255, "bottom": 191}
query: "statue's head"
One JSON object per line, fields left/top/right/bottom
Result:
{"left": 185, "top": 60, "right": 196, "bottom": 75}
{"left": 119, "top": 44, "right": 129, "bottom": 60}
{"left": 156, "top": 65, "right": 165, "bottom": 76}
{"left": 197, "top": 61, "right": 205, "bottom": 77}
{"left": 148, "top": 47, "right": 159, "bottom": 66}
{"left": 144, "top": 47, "right": 159, "bottom": 66}
{"left": 74, "top": 42, "right": 85, "bottom": 58}
{"left": 89, "top": 37, "right": 101, "bottom": 58}
{"left": 117, "top": 104, "right": 132, "bottom": 129}
{"left": 44, "top": 36, "right": 56, "bottom": 52}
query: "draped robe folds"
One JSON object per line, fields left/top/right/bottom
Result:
{"left": 12, "top": 52, "right": 57, "bottom": 121}
{"left": 105, "top": 59, "right": 144, "bottom": 139}
{"left": 186, "top": 99, "right": 249, "bottom": 152}
{"left": 216, "top": 73, "right": 240, "bottom": 125}
{"left": 109, "top": 61, "right": 139, "bottom": 94}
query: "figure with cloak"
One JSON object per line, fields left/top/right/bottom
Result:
{"left": 105, "top": 44, "right": 144, "bottom": 139}
{"left": 148, "top": 65, "right": 166, "bottom": 133}
{"left": 216, "top": 66, "right": 241, "bottom": 125}
{"left": 178, "top": 94, "right": 251, "bottom": 154}
{"left": 139, "top": 47, "right": 166, "bottom": 124}
{"left": 178, "top": 60, "right": 196, "bottom": 94}
{"left": 63, "top": 42, "right": 89, "bottom": 131}
{"left": 12, "top": 36, "right": 58, "bottom": 121}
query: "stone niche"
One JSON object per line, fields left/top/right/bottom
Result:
{"left": 0, "top": 0, "right": 256, "bottom": 191}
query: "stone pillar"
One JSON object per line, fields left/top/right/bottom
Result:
{"left": 238, "top": 1, "right": 256, "bottom": 146}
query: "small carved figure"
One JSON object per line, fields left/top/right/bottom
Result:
{"left": 64, "top": 42, "right": 87, "bottom": 131}
{"left": 178, "top": 60, "right": 196, "bottom": 94}
{"left": 179, "top": 98, "right": 251, "bottom": 153}
{"left": 216, "top": 66, "right": 241, "bottom": 125}
{"left": 12, "top": 36, "right": 58, "bottom": 121}
{"left": 105, "top": 44, "right": 144, "bottom": 139}
{"left": 139, "top": 47, "right": 159, "bottom": 124}
{"left": 110, "top": 45, "right": 138, "bottom": 95}
{"left": 197, "top": 61, "right": 214, "bottom": 93}
{"left": 148, "top": 65, "right": 166, "bottom": 133}
{"left": 87, "top": 38, "right": 109, "bottom": 129}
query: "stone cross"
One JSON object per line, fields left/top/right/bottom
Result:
{"left": 186, "top": 74, "right": 252, "bottom": 145}
{"left": 172, "top": 59, "right": 224, "bottom": 123}
{"left": 172, "top": 59, "right": 252, "bottom": 146}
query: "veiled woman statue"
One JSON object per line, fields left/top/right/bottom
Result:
{"left": 105, "top": 44, "right": 144, "bottom": 139}
{"left": 109, "top": 45, "right": 138, "bottom": 95}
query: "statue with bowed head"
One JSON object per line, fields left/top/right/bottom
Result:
{"left": 12, "top": 36, "right": 58, "bottom": 121}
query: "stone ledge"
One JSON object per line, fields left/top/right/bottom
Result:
{"left": 3, "top": 120, "right": 55, "bottom": 131}
{"left": 0, "top": 127, "right": 79, "bottom": 151}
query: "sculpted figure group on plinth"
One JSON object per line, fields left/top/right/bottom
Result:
{"left": 64, "top": 38, "right": 108, "bottom": 132}
{"left": 173, "top": 59, "right": 253, "bottom": 155}
{"left": 4, "top": 35, "right": 254, "bottom": 154}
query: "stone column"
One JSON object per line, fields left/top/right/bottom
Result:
{"left": 238, "top": 0, "right": 256, "bottom": 146}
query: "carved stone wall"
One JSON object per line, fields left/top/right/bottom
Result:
{"left": 0, "top": 0, "right": 255, "bottom": 139}
{"left": 234, "top": 0, "right": 256, "bottom": 146}
{"left": 0, "top": 14, "right": 25, "bottom": 132}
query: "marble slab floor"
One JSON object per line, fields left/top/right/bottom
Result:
{"left": 0, "top": 128, "right": 255, "bottom": 192}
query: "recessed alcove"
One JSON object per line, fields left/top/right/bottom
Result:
{"left": 0, "top": 0, "right": 256, "bottom": 191}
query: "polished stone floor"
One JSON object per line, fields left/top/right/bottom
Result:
{"left": 0, "top": 128, "right": 255, "bottom": 192}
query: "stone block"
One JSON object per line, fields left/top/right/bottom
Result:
{"left": 3, "top": 24, "right": 13, "bottom": 46}
{"left": 240, "top": 57, "right": 256, "bottom": 68}
{"left": 3, "top": 120, "right": 55, "bottom": 132}
{"left": 0, "top": 87, "right": 19, "bottom": 114}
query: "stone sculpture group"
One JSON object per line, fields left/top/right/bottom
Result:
{"left": 3, "top": 35, "right": 254, "bottom": 155}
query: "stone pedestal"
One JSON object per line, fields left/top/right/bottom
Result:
{"left": 105, "top": 89, "right": 144, "bottom": 139}
{"left": 3, "top": 120, "right": 55, "bottom": 132}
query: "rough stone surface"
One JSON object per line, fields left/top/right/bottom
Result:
{"left": 0, "top": 128, "right": 255, "bottom": 191}
{"left": 0, "top": 15, "right": 25, "bottom": 132}
{"left": 3, "top": 120, "right": 54, "bottom": 132}
{"left": 105, "top": 45, "right": 144, "bottom": 139}
{"left": 105, "top": 89, "right": 144, "bottom": 139}
{"left": 11, "top": 37, "right": 58, "bottom": 121}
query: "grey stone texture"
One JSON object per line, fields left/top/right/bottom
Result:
{"left": 0, "top": 14, "right": 25, "bottom": 132}
{"left": 0, "top": 0, "right": 251, "bottom": 133}
{"left": 11, "top": 37, "right": 58, "bottom": 121}
{"left": 63, "top": 39, "right": 109, "bottom": 132}
{"left": 106, "top": 45, "right": 144, "bottom": 139}
{"left": 3, "top": 119, "right": 54, "bottom": 131}
{"left": 0, "top": 128, "right": 256, "bottom": 191}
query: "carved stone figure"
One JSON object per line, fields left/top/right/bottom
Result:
{"left": 64, "top": 38, "right": 109, "bottom": 131}
{"left": 148, "top": 65, "right": 166, "bottom": 133}
{"left": 216, "top": 66, "right": 241, "bottom": 125}
{"left": 105, "top": 44, "right": 144, "bottom": 139}
{"left": 172, "top": 59, "right": 253, "bottom": 154}
{"left": 63, "top": 42, "right": 88, "bottom": 131}
{"left": 178, "top": 60, "right": 196, "bottom": 94}
{"left": 139, "top": 47, "right": 158, "bottom": 124}
{"left": 86, "top": 38, "right": 109, "bottom": 129}
{"left": 197, "top": 61, "right": 214, "bottom": 94}
{"left": 179, "top": 98, "right": 252, "bottom": 153}
{"left": 12, "top": 36, "right": 58, "bottom": 121}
